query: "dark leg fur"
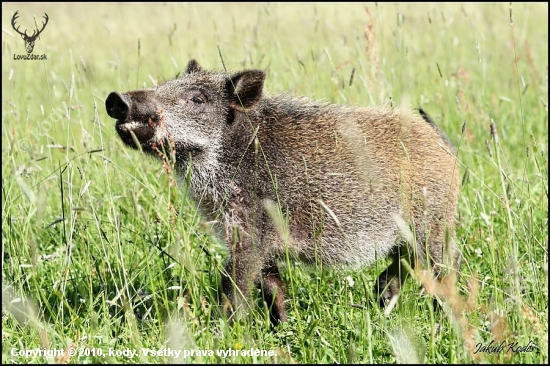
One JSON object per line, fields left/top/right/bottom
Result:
{"left": 376, "top": 246, "right": 412, "bottom": 306}
{"left": 221, "top": 239, "right": 264, "bottom": 322}
{"left": 221, "top": 260, "right": 250, "bottom": 322}
{"left": 257, "top": 261, "right": 287, "bottom": 324}
{"left": 376, "top": 219, "right": 461, "bottom": 309}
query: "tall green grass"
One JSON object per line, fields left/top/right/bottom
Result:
{"left": 2, "top": 2, "right": 547, "bottom": 363}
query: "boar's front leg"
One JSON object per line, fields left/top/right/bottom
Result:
{"left": 257, "top": 260, "right": 287, "bottom": 324}
{"left": 220, "top": 229, "right": 264, "bottom": 322}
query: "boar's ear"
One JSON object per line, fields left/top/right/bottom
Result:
{"left": 186, "top": 59, "right": 201, "bottom": 74}
{"left": 228, "top": 70, "right": 265, "bottom": 111}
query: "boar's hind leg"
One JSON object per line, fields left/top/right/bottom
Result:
{"left": 425, "top": 217, "right": 461, "bottom": 294}
{"left": 375, "top": 244, "right": 412, "bottom": 306}
{"left": 257, "top": 260, "right": 287, "bottom": 324}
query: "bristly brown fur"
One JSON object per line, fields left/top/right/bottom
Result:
{"left": 105, "top": 59, "right": 460, "bottom": 324}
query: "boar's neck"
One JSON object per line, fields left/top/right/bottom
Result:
{"left": 187, "top": 95, "right": 327, "bottom": 221}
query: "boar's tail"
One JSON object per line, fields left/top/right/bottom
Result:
{"left": 417, "top": 108, "right": 436, "bottom": 126}
{"left": 416, "top": 108, "right": 454, "bottom": 149}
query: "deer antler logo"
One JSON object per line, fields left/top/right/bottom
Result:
{"left": 11, "top": 10, "right": 49, "bottom": 54}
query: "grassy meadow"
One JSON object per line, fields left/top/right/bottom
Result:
{"left": 2, "top": 2, "right": 548, "bottom": 363}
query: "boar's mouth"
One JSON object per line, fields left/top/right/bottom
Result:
{"left": 114, "top": 119, "right": 158, "bottom": 149}
{"left": 106, "top": 91, "right": 161, "bottom": 149}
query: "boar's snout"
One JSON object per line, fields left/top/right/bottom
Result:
{"left": 106, "top": 91, "right": 161, "bottom": 149}
{"left": 106, "top": 92, "right": 130, "bottom": 120}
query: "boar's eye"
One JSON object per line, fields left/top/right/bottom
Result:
{"left": 183, "top": 91, "right": 206, "bottom": 111}
{"left": 191, "top": 96, "right": 205, "bottom": 105}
